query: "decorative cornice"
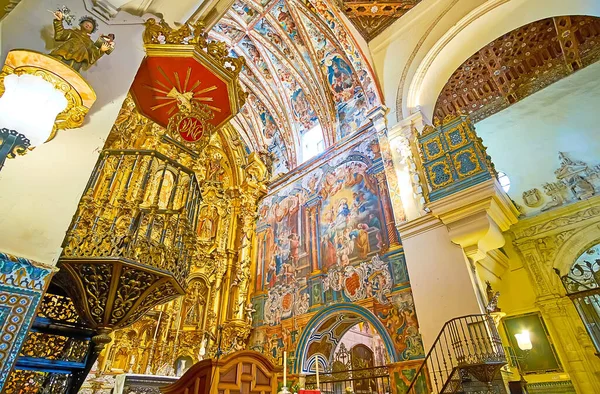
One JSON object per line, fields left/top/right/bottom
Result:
{"left": 427, "top": 179, "right": 519, "bottom": 232}
{"left": 512, "top": 195, "right": 600, "bottom": 240}
{"left": 397, "top": 213, "right": 444, "bottom": 240}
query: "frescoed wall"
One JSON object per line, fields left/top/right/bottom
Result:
{"left": 249, "top": 130, "right": 424, "bottom": 373}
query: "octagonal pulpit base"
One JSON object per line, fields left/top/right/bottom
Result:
{"left": 54, "top": 257, "right": 184, "bottom": 334}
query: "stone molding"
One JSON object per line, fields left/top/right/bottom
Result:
{"left": 426, "top": 179, "right": 519, "bottom": 262}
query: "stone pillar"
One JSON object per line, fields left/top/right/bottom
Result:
{"left": 0, "top": 253, "right": 56, "bottom": 392}
{"left": 398, "top": 215, "right": 484, "bottom": 349}
{"left": 537, "top": 297, "right": 600, "bottom": 394}
{"left": 370, "top": 107, "right": 408, "bottom": 225}
{"left": 396, "top": 115, "right": 519, "bottom": 350}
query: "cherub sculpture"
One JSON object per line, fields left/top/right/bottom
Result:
{"left": 49, "top": 11, "right": 115, "bottom": 71}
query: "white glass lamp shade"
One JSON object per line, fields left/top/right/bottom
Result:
{"left": 0, "top": 73, "right": 68, "bottom": 146}
{"left": 514, "top": 330, "right": 533, "bottom": 351}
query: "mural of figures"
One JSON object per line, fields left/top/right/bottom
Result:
{"left": 291, "top": 89, "right": 318, "bottom": 130}
{"left": 231, "top": 0, "right": 257, "bottom": 23}
{"left": 326, "top": 55, "right": 356, "bottom": 101}
{"left": 255, "top": 133, "right": 394, "bottom": 326}
{"left": 319, "top": 161, "right": 383, "bottom": 270}
{"left": 249, "top": 130, "right": 423, "bottom": 374}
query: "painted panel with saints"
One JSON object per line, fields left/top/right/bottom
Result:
{"left": 254, "top": 132, "right": 403, "bottom": 325}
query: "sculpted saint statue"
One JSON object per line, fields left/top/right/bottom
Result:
{"left": 49, "top": 11, "right": 114, "bottom": 71}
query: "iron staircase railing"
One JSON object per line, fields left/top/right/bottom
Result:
{"left": 406, "top": 314, "right": 506, "bottom": 394}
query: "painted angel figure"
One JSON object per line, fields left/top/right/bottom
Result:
{"left": 49, "top": 11, "right": 114, "bottom": 71}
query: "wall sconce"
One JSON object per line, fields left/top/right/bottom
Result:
{"left": 0, "top": 50, "right": 96, "bottom": 170}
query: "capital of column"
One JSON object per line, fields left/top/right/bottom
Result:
{"left": 427, "top": 178, "right": 519, "bottom": 262}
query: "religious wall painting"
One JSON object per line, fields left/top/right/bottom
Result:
{"left": 242, "top": 67, "right": 264, "bottom": 92}
{"left": 291, "top": 89, "right": 319, "bottom": 131}
{"left": 269, "top": 137, "right": 291, "bottom": 177}
{"left": 270, "top": 1, "right": 298, "bottom": 39}
{"left": 336, "top": 94, "right": 368, "bottom": 140}
{"left": 270, "top": 2, "right": 316, "bottom": 72}
{"left": 239, "top": 37, "right": 272, "bottom": 81}
{"left": 212, "top": 20, "right": 245, "bottom": 43}
{"left": 262, "top": 47, "right": 319, "bottom": 134}
{"left": 254, "top": 19, "right": 289, "bottom": 58}
{"left": 231, "top": 0, "right": 258, "bottom": 24}
{"left": 325, "top": 55, "right": 358, "bottom": 102}
{"left": 256, "top": 136, "right": 402, "bottom": 327}
{"left": 262, "top": 187, "right": 310, "bottom": 291}
{"left": 303, "top": 0, "right": 379, "bottom": 98}
{"left": 318, "top": 160, "right": 384, "bottom": 271}
{"left": 259, "top": 109, "right": 279, "bottom": 140}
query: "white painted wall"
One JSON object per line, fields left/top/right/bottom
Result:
{"left": 370, "top": 0, "right": 600, "bottom": 127}
{"left": 476, "top": 61, "right": 600, "bottom": 216}
{"left": 400, "top": 218, "right": 484, "bottom": 350}
{"left": 369, "top": 0, "right": 487, "bottom": 124}
{"left": 0, "top": 0, "right": 145, "bottom": 265}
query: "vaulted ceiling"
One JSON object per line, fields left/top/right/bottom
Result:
{"left": 434, "top": 15, "right": 600, "bottom": 123}
{"left": 208, "top": 0, "right": 382, "bottom": 177}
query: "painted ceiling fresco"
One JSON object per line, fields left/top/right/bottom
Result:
{"left": 209, "top": 0, "right": 382, "bottom": 177}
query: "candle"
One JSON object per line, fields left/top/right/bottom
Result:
{"left": 283, "top": 351, "right": 287, "bottom": 387}
{"left": 315, "top": 358, "right": 319, "bottom": 389}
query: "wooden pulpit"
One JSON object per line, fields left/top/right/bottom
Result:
{"left": 161, "top": 350, "right": 282, "bottom": 394}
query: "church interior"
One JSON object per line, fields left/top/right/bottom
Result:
{"left": 0, "top": 0, "right": 599, "bottom": 393}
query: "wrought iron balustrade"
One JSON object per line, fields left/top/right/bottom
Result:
{"left": 305, "top": 366, "right": 391, "bottom": 394}
{"left": 406, "top": 314, "right": 506, "bottom": 394}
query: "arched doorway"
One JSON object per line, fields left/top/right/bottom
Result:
{"left": 294, "top": 303, "right": 396, "bottom": 394}
{"left": 557, "top": 241, "right": 600, "bottom": 353}
{"left": 294, "top": 303, "right": 397, "bottom": 373}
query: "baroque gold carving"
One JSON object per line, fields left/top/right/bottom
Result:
{"left": 142, "top": 19, "right": 247, "bottom": 107}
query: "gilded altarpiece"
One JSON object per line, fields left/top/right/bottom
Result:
{"left": 511, "top": 195, "right": 600, "bottom": 393}
{"left": 248, "top": 128, "right": 424, "bottom": 378}
{"left": 93, "top": 95, "right": 268, "bottom": 376}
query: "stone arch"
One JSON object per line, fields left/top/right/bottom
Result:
{"left": 554, "top": 220, "right": 600, "bottom": 280}
{"left": 403, "top": 0, "right": 600, "bottom": 122}
{"left": 293, "top": 303, "right": 398, "bottom": 373}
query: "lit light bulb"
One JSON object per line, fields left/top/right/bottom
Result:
{"left": 0, "top": 73, "right": 68, "bottom": 146}
{"left": 514, "top": 330, "right": 533, "bottom": 351}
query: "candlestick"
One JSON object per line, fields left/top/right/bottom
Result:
{"left": 316, "top": 358, "right": 319, "bottom": 389}
{"left": 283, "top": 351, "right": 287, "bottom": 387}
